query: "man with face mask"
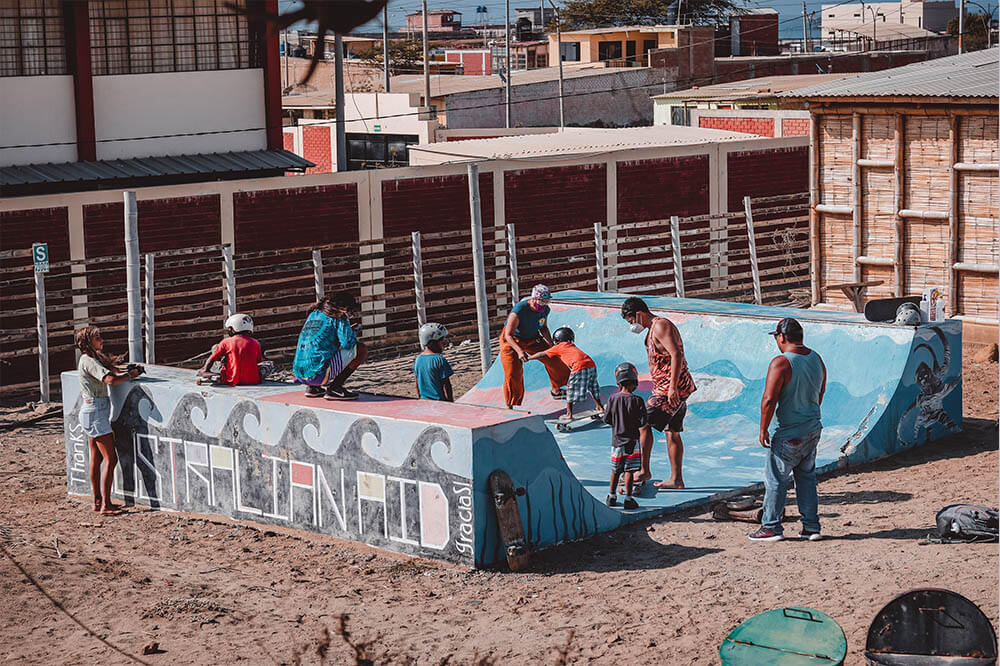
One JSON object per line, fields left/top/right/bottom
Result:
{"left": 620, "top": 297, "right": 697, "bottom": 489}
{"left": 499, "top": 284, "right": 570, "bottom": 408}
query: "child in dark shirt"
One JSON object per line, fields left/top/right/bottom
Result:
{"left": 602, "top": 362, "right": 648, "bottom": 509}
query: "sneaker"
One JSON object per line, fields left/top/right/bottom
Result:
{"left": 304, "top": 386, "right": 325, "bottom": 398}
{"left": 325, "top": 385, "right": 359, "bottom": 401}
{"left": 748, "top": 527, "right": 784, "bottom": 542}
{"left": 606, "top": 494, "right": 617, "bottom": 507}
{"left": 550, "top": 388, "right": 567, "bottom": 400}
{"left": 800, "top": 530, "right": 822, "bottom": 541}
{"left": 623, "top": 497, "right": 639, "bottom": 510}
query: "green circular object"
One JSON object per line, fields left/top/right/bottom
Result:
{"left": 720, "top": 607, "right": 847, "bottom": 665}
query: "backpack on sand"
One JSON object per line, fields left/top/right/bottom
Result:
{"left": 930, "top": 504, "right": 999, "bottom": 544}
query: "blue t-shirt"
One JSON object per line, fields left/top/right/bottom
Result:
{"left": 292, "top": 310, "right": 358, "bottom": 379}
{"left": 413, "top": 353, "right": 454, "bottom": 401}
{"left": 510, "top": 299, "right": 550, "bottom": 340}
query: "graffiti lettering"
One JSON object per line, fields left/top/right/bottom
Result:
{"left": 453, "top": 481, "right": 474, "bottom": 556}
{"left": 68, "top": 422, "right": 87, "bottom": 487}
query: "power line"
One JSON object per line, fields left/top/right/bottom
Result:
{"left": 0, "top": 0, "right": 905, "bottom": 152}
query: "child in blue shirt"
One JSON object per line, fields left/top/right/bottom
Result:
{"left": 413, "top": 322, "right": 454, "bottom": 402}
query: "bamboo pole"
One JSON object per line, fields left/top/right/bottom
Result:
{"left": 743, "top": 196, "right": 762, "bottom": 305}
{"left": 144, "top": 253, "right": 155, "bottom": 364}
{"left": 593, "top": 222, "right": 605, "bottom": 292}
{"left": 312, "top": 249, "right": 325, "bottom": 300}
{"left": 506, "top": 223, "right": 519, "bottom": 302}
{"left": 222, "top": 244, "right": 236, "bottom": 317}
{"left": 34, "top": 271, "right": 49, "bottom": 402}
{"left": 411, "top": 231, "right": 427, "bottom": 326}
{"left": 852, "top": 113, "right": 862, "bottom": 282}
{"left": 670, "top": 215, "right": 685, "bottom": 298}
{"left": 949, "top": 115, "right": 960, "bottom": 315}
{"left": 893, "top": 114, "right": 905, "bottom": 297}
{"left": 809, "top": 113, "right": 821, "bottom": 304}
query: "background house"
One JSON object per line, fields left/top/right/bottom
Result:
{"left": 821, "top": 0, "right": 957, "bottom": 38}
{"left": 405, "top": 10, "right": 463, "bottom": 36}
{"left": 782, "top": 49, "right": 998, "bottom": 336}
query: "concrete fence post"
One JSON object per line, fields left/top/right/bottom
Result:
{"left": 222, "top": 244, "right": 236, "bottom": 317}
{"left": 593, "top": 222, "right": 605, "bottom": 292}
{"left": 34, "top": 271, "right": 49, "bottom": 402}
{"left": 312, "top": 249, "right": 325, "bottom": 300}
{"left": 670, "top": 215, "right": 685, "bottom": 299}
{"left": 506, "top": 222, "right": 519, "bottom": 302}
{"left": 124, "top": 191, "right": 142, "bottom": 363}
{"left": 411, "top": 231, "right": 427, "bottom": 327}
{"left": 743, "top": 196, "right": 762, "bottom": 305}
{"left": 468, "top": 163, "right": 491, "bottom": 373}
{"left": 144, "top": 253, "right": 155, "bottom": 364}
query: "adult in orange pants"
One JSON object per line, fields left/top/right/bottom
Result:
{"left": 499, "top": 284, "right": 569, "bottom": 408}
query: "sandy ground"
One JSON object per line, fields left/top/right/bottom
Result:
{"left": 1, "top": 345, "right": 996, "bottom": 665}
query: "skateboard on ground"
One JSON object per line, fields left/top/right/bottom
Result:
{"left": 863, "top": 296, "right": 921, "bottom": 322}
{"left": 487, "top": 469, "right": 531, "bottom": 572}
{"left": 720, "top": 607, "right": 847, "bottom": 665}
{"left": 544, "top": 409, "right": 604, "bottom": 433}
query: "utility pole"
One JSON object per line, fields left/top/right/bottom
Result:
{"left": 383, "top": 5, "right": 391, "bottom": 92}
{"left": 422, "top": 0, "right": 430, "bottom": 110}
{"left": 334, "top": 34, "right": 346, "bottom": 172}
{"left": 959, "top": 0, "right": 965, "bottom": 52}
{"left": 551, "top": 0, "right": 564, "bottom": 128}
{"left": 505, "top": 0, "right": 512, "bottom": 127}
{"left": 802, "top": 2, "right": 809, "bottom": 52}
{"left": 283, "top": 29, "right": 289, "bottom": 89}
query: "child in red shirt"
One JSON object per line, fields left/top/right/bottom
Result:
{"left": 198, "top": 313, "right": 265, "bottom": 386}
{"left": 527, "top": 327, "right": 605, "bottom": 421}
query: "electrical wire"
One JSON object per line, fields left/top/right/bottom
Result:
{"left": 0, "top": 0, "right": 944, "bottom": 152}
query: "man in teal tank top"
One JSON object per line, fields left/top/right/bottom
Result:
{"left": 749, "top": 318, "right": 827, "bottom": 543}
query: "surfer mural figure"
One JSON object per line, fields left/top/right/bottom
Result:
{"left": 898, "top": 327, "right": 960, "bottom": 444}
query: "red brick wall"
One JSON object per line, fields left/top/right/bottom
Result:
{"left": 382, "top": 173, "right": 497, "bottom": 332}
{"left": 1, "top": 207, "right": 73, "bottom": 390}
{"left": 283, "top": 130, "right": 295, "bottom": 152}
{"left": 302, "top": 125, "right": 332, "bottom": 174}
{"left": 734, "top": 15, "right": 779, "bottom": 56}
{"left": 234, "top": 183, "right": 360, "bottom": 351}
{"left": 82, "top": 195, "right": 222, "bottom": 364}
{"left": 727, "top": 147, "right": 807, "bottom": 210}
{"left": 616, "top": 156, "right": 711, "bottom": 293}
{"left": 504, "top": 164, "right": 606, "bottom": 230}
{"left": 781, "top": 118, "right": 810, "bottom": 136}
{"left": 698, "top": 115, "right": 775, "bottom": 137}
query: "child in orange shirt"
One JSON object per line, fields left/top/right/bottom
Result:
{"left": 527, "top": 327, "right": 605, "bottom": 421}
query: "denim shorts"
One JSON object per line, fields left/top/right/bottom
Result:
{"left": 79, "top": 396, "right": 113, "bottom": 438}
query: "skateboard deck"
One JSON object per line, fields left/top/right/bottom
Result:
{"left": 487, "top": 469, "right": 531, "bottom": 572}
{"left": 720, "top": 607, "right": 847, "bottom": 665}
{"left": 545, "top": 409, "right": 604, "bottom": 433}
{"left": 863, "top": 296, "right": 921, "bottom": 322}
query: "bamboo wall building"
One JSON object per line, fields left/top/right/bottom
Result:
{"left": 784, "top": 49, "right": 998, "bottom": 334}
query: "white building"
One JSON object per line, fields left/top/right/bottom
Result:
{"left": 821, "top": 0, "right": 957, "bottom": 38}
{"left": 1, "top": 0, "right": 308, "bottom": 196}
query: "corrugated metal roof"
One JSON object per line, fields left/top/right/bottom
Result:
{"left": 408, "top": 125, "right": 772, "bottom": 165}
{"left": 652, "top": 73, "right": 853, "bottom": 101}
{"left": 0, "top": 150, "right": 313, "bottom": 188}
{"left": 780, "top": 49, "right": 999, "bottom": 99}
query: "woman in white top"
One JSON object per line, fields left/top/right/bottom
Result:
{"left": 75, "top": 326, "right": 140, "bottom": 515}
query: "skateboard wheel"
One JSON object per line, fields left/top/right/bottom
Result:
{"left": 556, "top": 424, "right": 568, "bottom": 432}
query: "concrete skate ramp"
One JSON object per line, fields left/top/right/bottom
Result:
{"left": 61, "top": 291, "right": 961, "bottom": 568}
{"left": 460, "top": 291, "right": 962, "bottom": 561}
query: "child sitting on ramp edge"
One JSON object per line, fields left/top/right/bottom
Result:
{"left": 198, "top": 313, "right": 272, "bottom": 386}
{"left": 527, "top": 326, "right": 604, "bottom": 421}
{"left": 603, "top": 362, "right": 647, "bottom": 509}
{"left": 414, "top": 322, "right": 454, "bottom": 402}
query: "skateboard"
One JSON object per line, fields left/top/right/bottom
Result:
{"left": 487, "top": 469, "right": 531, "bottom": 572}
{"left": 545, "top": 409, "right": 604, "bottom": 433}
{"left": 195, "top": 371, "right": 221, "bottom": 385}
{"left": 865, "top": 589, "right": 997, "bottom": 665}
{"left": 863, "top": 296, "right": 921, "bottom": 322}
{"left": 720, "top": 607, "right": 847, "bottom": 665}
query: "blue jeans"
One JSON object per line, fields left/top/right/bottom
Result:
{"left": 761, "top": 429, "right": 822, "bottom": 534}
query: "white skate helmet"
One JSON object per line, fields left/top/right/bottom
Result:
{"left": 418, "top": 322, "right": 448, "bottom": 348}
{"left": 225, "top": 313, "right": 254, "bottom": 333}
{"left": 894, "top": 302, "right": 921, "bottom": 326}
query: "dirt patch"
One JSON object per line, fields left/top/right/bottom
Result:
{"left": 1, "top": 352, "right": 995, "bottom": 664}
